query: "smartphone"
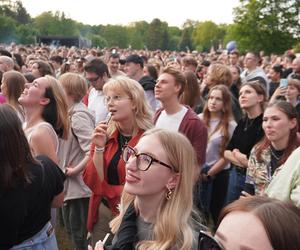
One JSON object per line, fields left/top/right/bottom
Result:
{"left": 279, "top": 78, "right": 288, "bottom": 88}
{"left": 105, "top": 112, "right": 112, "bottom": 124}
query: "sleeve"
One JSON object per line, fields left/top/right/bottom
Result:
{"left": 36, "top": 155, "right": 65, "bottom": 197}
{"left": 266, "top": 148, "right": 300, "bottom": 208}
{"left": 71, "top": 111, "right": 95, "bottom": 154}
{"left": 226, "top": 124, "right": 239, "bottom": 151}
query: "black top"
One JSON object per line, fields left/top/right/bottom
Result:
{"left": 227, "top": 114, "right": 264, "bottom": 158}
{"left": 0, "top": 155, "right": 65, "bottom": 249}
{"left": 107, "top": 133, "right": 131, "bottom": 185}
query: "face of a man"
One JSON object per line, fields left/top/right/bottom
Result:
{"left": 155, "top": 73, "right": 181, "bottom": 102}
{"left": 229, "top": 54, "right": 239, "bottom": 65}
{"left": 125, "top": 62, "right": 140, "bottom": 79}
{"left": 244, "top": 53, "right": 257, "bottom": 70}
{"left": 85, "top": 71, "right": 106, "bottom": 91}
{"left": 108, "top": 57, "right": 120, "bottom": 74}
{"left": 292, "top": 58, "right": 300, "bottom": 74}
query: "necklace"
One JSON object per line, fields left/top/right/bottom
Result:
{"left": 270, "top": 146, "right": 284, "bottom": 161}
{"left": 243, "top": 117, "right": 255, "bottom": 131}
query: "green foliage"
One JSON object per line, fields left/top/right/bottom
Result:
{"left": 87, "top": 34, "right": 108, "bottom": 48}
{"left": 192, "top": 21, "right": 223, "bottom": 52}
{"left": 0, "top": 15, "right": 18, "bottom": 43}
{"left": 147, "top": 18, "right": 169, "bottom": 50}
{"left": 103, "top": 25, "right": 129, "bottom": 48}
{"left": 231, "top": 0, "right": 300, "bottom": 54}
{"left": 17, "top": 24, "right": 37, "bottom": 44}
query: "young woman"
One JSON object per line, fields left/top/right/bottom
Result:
{"left": 198, "top": 85, "right": 237, "bottom": 225}
{"left": 209, "top": 196, "right": 300, "bottom": 250}
{"left": 245, "top": 101, "right": 300, "bottom": 195}
{"left": 83, "top": 76, "right": 153, "bottom": 246}
{"left": 59, "top": 73, "right": 95, "bottom": 250}
{"left": 30, "top": 60, "right": 54, "bottom": 79}
{"left": 0, "top": 104, "right": 65, "bottom": 250}
{"left": 96, "top": 128, "right": 202, "bottom": 250}
{"left": 224, "top": 81, "right": 266, "bottom": 203}
{"left": 1, "top": 70, "right": 26, "bottom": 122}
{"left": 229, "top": 65, "right": 242, "bottom": 101}
{"left": 18, "top": 75, "right": 69, "bottom": 164}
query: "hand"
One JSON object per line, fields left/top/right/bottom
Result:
{"left": 92, "top": 122, "right": 108, "bottom": 148}
{"left": 240, "top": 191, "right": 252, "bottom": 198}
{"left": 270, "top": 86, "right": 287, "bottom": 103}
{"left": 65, "top": 165, "right": 77, "bottom": 176}
{"left": 88, "top": 241, "right": 105, "bottom": 250}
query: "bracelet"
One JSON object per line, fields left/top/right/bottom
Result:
{"left": 95, "top": 146, "right": 105, "bottom": 153}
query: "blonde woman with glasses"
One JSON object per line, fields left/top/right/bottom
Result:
{"left": 83, "top": 76, "right": 153, "bottom": 247}
{"left": 94, "top": 128, "right": 202, "bottom": 250}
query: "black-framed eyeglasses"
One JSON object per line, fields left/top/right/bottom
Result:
{"left": 122, "top": 145, "right": 173, "bottom": 171}
{"left": 86, "top": 75, "right": 101, "bottom": 83}
{"left": 198, "top": 231, "right": 223, "bottom": 250}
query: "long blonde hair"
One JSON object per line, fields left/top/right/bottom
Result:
{"left": 43, "top": 75, "right": 69, "bottom": 139}
{"left": 110, "top": 128, "right": 199, "bottom": 250}
{"left": 103, "top": 76, "right": 153, "bottom": 136}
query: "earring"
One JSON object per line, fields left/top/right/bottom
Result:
{"left": 166, "top": 187, "right": 173, "bottom": 200}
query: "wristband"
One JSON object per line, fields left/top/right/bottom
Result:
{"left": 95, "top": 146, "right": 105, "bottom": 153}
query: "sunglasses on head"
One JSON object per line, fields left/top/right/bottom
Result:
{"left": 198, "top": 231, "right": 223, "bottom": 250}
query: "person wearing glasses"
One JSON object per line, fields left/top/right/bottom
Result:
{"left": 94, "top": 128, "right": 201, "bottom": 250}
{"left": 84, "top": 58, "right": 109, "bottom": 124}
{"left": 83, "top": 76, "right": 153, "bottom": 247}
{"left": 198, "top": 196, "right": 300, "bottom": 250}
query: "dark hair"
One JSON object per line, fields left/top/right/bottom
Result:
{"left": 109, "top": 53, "right": 120, "bottom": 60}
{"left": 230, "top": 51, "right": 240, "bottom": 57}
{"left": 125, "top": 54, "right": 144, "bottom": 68}
{"left": 255, "top": 101, "right": 300, "bottom": 165}
{"left": 13, "top": 53, "right": 25, "bottom": 68}
{"left": 218, "top": 196, "right": 300, "bottom": 250}
{"left": 34, "top": 60, "right": 54, "bottom": 77}
{"left": 182, "top": 56, "right": 198, "bottom": 68}
{"left": 84, "top": 58, "right": 109, "bottom": 77}
{"left": 0, "top": 104, "right": 35, "bottom": 191}
{"left": 50, "top": 55, "right": 64, "bottom": 65}
{"left": 23, "top": 73, "right": 36, "bottom": 83}
{"left": 145, "top": 64, "right": 158, "bottom": 80}
{"left": 162, "top": 66, "right": 186, "bottom": 97}
{"left": 240, "top": 81, "right": 267, "bottom": 110}
{"left": 272, "top": 64, "right": 283, "bottom": 77}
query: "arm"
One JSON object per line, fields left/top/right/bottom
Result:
{"left": 207, "top": 157, "right": 228, "bottom": 176}
{"left": 224, "top": 150, "right": 244, "bottom": 167}
{"left": 232, "top": 149, "right": 249, "bottom": 168}
{"left": 92, "top": 123, "right": 108, "bottom": 182}
{"left": 65, "top": 155, "right": 89, "bottom": 176}
{"left": 51, "top": 191, "right": 64, "bottom": 208}
{"left": 30, "top": 127, "right": 58, "bottom": 164}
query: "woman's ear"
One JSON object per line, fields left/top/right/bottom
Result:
{"left": 166, "top": 173, "right": 180, "bottom": 190}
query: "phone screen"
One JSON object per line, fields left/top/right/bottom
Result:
{"left": 279, "top": 78, "right": 288, "bottom": 88}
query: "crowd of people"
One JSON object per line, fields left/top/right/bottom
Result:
{"left": 1, "top": 43, "right": 300, "bottom": 250}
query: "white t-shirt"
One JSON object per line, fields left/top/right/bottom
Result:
{"left": 155, "top": 106, "right": 188, "bottom": 132}
{"left": 88, "top": 88, "right": 108, "bottom": 125}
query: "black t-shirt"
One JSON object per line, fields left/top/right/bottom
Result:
{"left": 0, "top": 155, "right": 65, "bottom": 249}
{"left": 226, "top": 114, "right": 264, "bottom": 158}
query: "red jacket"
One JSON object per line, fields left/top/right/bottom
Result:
{"left": 83, "top": 129, "right": 144, "bottom": 231}
{"left": 153, "top": 106, "right": 207, "bottom": 166}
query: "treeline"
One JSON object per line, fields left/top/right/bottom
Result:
{"left": 0, "top": 0, "right": 299, "bottom": 54}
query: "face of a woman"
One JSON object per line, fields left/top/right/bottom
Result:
{"left": 207, "top": 89, "right": 223, "bottom": 114}
{"left": 263, "top": 107, "right": 296, "bottom": 145}
{"left": 18, "top": 77, "right": 49, "bottom": 107}
{"left": 286, "top": 85, "right": 300, "bottom": 102}
{"left": 30, "top": 63, "right": 42, "bottom": 78}
{"left": 105, "top": 89, "right": 135, "bottom": 123}
{"left": 230, "top": 67, "right": 239, "bottom": 82}
{"left": 124, "top": 134, "right": 175, "bottom": 198}
{"left": 0, "top": 81, "right": 7, "bottom": 96}
{"left": 215, "top": 211, "right": 273, "bottom": 250}
{"left": 239, "top": 85, "right": 263, "bottom": 110}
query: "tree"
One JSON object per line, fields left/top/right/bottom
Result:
{"left": 192, "top": 21, "right": 221, "bottom": 52}
{"left": 231, "top": 0, "right": 300, "bottom": 54}
{"left": 0, "top": 15, "right": 17, "bottom": 43}
{"left": 103, "top": 25, "right": 128, "bottom": 48}
{"left": 147, "top": 18, "right": 169, "bottom": 50}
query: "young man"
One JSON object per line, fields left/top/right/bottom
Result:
{"left": 84, "top": 58, "right": 109, "bottom": 124}
{"left": 107, "top": 53, "right": 126, "bottom": 79}
{"left": 125, "top": 54, "right": 157, "bottom": 111}
{"left": 153, "top": 66, "right": 208, "bottom": 169}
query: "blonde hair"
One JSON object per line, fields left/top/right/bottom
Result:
{"left": 103, "top": 76, "right": 153, "bottom": 136}
{"left": 59, "top": 73, "right": 87, "bottom": 102}
{"left": 43, "top": 75, "right": 69, "bottom": 139}
{"left": 110, "top": 128, "right": 199, "bottom": 250}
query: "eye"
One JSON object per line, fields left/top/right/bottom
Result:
{"left": 139, "top": 154, "right": 152, "bottom": 164}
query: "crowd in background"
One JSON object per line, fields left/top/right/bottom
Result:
{"left": 1, "top": 43, "right": 300, "bottom": 250}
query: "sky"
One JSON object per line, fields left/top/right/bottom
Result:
{"left": 21, "top": 0, "right": 240, "bottom": 27}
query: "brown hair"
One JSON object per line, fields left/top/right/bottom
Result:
{"left": 288, "top": 78, "right": 300, "bottom": 95}
{"left": 180, "top": 71, "right": 200, "bottom": 109}
{"left": 203, "top": 85, "right": 233, "bottom": 155}
{"left": 218, "top": 196, "right": 300, "bottom": 250}
{"left": 162, "top": 66, "right": 186, "bottom": 97}
{"left": 240, "top": 80, "right": 267, "bottom": 110}
{"left": 255, "top": 101, "right": 300, "bottom": 165}
{"left": 2, "top": 71, "right": 26, "bottom": 112}
{"left": 208, "top": 63, "right": 232, "bottom": 88}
